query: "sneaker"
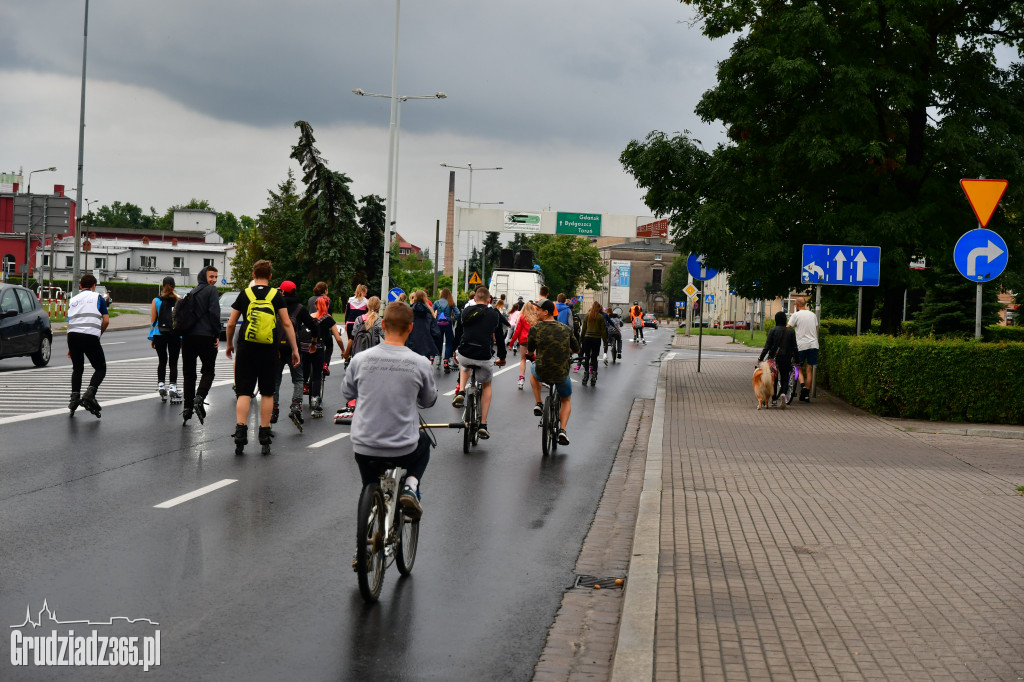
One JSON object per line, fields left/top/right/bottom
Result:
{"left": 517, "top": 376, "right": 524, "bottom": 390}
{"left": 399, "top": 485, "right": 423, "bottom": 520}
{"left": 477, "top": 424, "right": 490, "bottom": 439}
{"left": 557, "top": 429, "right": 570, "bottom": 445}
{"left": 533, "top": 402, "right": 543, "bottom": 417}
{"left": 452, "top": 391, "right": 465, "bottom": 407}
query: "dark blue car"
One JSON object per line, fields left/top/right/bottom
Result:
{"left": 0, "top": 283, "right": 52, "bottom": 366}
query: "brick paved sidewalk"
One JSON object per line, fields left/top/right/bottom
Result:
{"left": 627, "top": 356, "right": 1024, "bottom": 681}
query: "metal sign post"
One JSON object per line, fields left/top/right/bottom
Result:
{"left": 697, "top": 280, "right": 704, "bottom": 373}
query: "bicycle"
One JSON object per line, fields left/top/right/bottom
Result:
{"left": 461, "top": 366, "right": 481, "bottom": 453}
{"left": 539, "top": 382, "right": 561, "bottom": 457}
{"left": 766, "top": 359, "right": 800, "bottom": 408}
{"left": 354, "top": 418, "right": 462, "bottom": 603}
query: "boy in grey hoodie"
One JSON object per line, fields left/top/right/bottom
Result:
{"left": 340, "top": 302, "right": 437, "bottom": 519}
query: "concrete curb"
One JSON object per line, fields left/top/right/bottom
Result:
{"left": 609, "top": 362, "right": 666, "bottom": 680}
{"left": 672, "top": 334, "right": 759, "bottom": 353}
{"left": 50, "top": 315, "right": 153, "bottom": 337}
{"left": 883, "top": 420, "right": 1024, "bottom": 441}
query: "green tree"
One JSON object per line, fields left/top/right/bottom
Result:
{"left": 482, "top": 232, "right": 502, "bottom": 274}
{"left": 389, "top": 242, "right": 436, "bottom": 295}
{"left": 662, "top": 254, "right": 690, "bottom": 305}
{"left": 216, "top": 211, "right": 242, "bottom": 243}
{"left": 291, "top": 121, "right": 364, "bottom": 292}
{"left": 88, "top": 201, "right": 152, "bottom": 230}
{"left": 356, "top": 194, "right": 386, "bottom": 297}
{"left": 914, "top": 264, "right": 1002, "bottom": 337}
{"left": 231, "top": 171, "right": 304, "bottom": 290}
{"left": 622, "top": 1, "right": 1024, "bottom": 333}
{"left": 526, "top": 234, "right": 606, "bottom": 297}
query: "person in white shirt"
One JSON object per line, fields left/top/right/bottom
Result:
{"left": 66, "top": 274, "right": 110, "bottom": 417}
{"left": 788, "top": 296, "right": 819, "bottom": 402}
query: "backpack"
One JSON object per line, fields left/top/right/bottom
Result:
{"left": 436, "top": 310, "right": 450, "bottom": 327}
{"left": 156, "top": 296, "right": 175, "bottom": 335}
{"left": 243, "top": 287, "right": 278, "bottom": 345}
{"left": 172, "top": 288, "right": 202, "bottom": 336}
{"left": 352, "top": 315, "right": 382, "bottom": 356}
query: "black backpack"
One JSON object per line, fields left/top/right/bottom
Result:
{"left": 172, "top": 286, "right": 203, "bottom": 336}
{"left": 156, "top": 296, "right": 176, "bottom": 334}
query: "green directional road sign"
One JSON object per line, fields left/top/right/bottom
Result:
{"left": 556, "top": 212, "right": 601, "bottom": 236}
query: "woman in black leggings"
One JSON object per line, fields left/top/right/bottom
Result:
{"left": 149, "top": 276, "right": 182, "bottom": 403}
{"left": 580, "top": 302, "right": 608, "bottom": 387}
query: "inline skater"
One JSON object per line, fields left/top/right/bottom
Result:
{"left": 336, "top": 296, "right": 382, "bottom": 423}
{"left": 527, "top": 300, "right": 578, "bottom": 445}
{"left": 304, "top": 295, "right": 346, "bottom": 419}
{"left": 180, "top": 266, "right": 221, "bottom": 425}
{"left": 273, "top": 280, "right": 315, "bottom": 429}
{"left": 630, "top": 301, "right": 646, "bottom": 344}
{"left": 580, "top": 301, "right": 607, "bottom": 386}
{"left": 407, "top": 290, "right": 441, "bottom": 364}
{"left": 342, "top": 284, "right": 368, "bottom": 368}
{"left": 66, "top": 274, "right": 110, "bottom": 418}
{"left": 225, "top": 260, "right": 301, "bottom": 453}
{"left": 432, "top": 288, "right": 459, "bottom": 373}
{"left": 149, "top": 275, "right": 181, "bottom": 404}
{"left": 508, "top": 301, "right": 536, "bottom": 389}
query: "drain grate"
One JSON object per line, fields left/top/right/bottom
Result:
{"left": 573, "top": 574, "right": 625, "bottom": 590}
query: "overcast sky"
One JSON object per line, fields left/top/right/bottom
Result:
{"left": 1, "top": 0, "right": 731, "bottom": 261}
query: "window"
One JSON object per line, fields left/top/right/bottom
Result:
{"left": 654, "top": 253, "right": 662, "bottom": 261}
{"left": 41, "top": 255, "right": 49, "bottom": 267}
{"left": 652, "top": 269, "right": 662, "bottom": 286}
{"left": 140, "top": 255, "right": 157, "bottom": 269}
{"left": 203, "top": 258, "right": 215, "bottom": 268}
{"left": 93, "top": 257, "right": 107, "bottom": 270}
{"left": 173, "top": 256, "right": 185, "bottom": 269}
{"left": 0, "top": 288, "right": 18, "bottom": 315}
{"left": 65, "top": 256, "right": 74, "bottom": 268}
{"left": 15, "top": 288, "right": 36, "bottom": 312}
{"left": 3, "top": 254, "right": 16, "bottom": 276}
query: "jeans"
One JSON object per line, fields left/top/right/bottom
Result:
{"left": 437, "top": 324, "right": 455, "bottom": 360}
{"left": 68, "top": 332, "right": 106, "bottom": 393}
{"left": 153, "top": 334, "right": 180, "bottom": 385}
{"left": 274, "top": 349, "right": 303, "bottom": 409}
{"left": 181, "top": 334, "right": 218, "bottom": 409}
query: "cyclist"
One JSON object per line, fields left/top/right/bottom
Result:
{"left": 451, "top": 286, "right": 507, "bottom": 439}
{"left": 629, "top": 301, "right": 646, "bottom": 344}
{"left": 758, "top": 310, "right": 799, "bottom": 407}
{"left": 527, "top": 299, "right": 579, "bottom": 445}
{"left": 340, "top": 302, "right": 437, "bottom": 519}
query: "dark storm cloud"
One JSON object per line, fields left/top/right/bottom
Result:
{"left": 2, "top": 0, "right": 729, "bottom": 148}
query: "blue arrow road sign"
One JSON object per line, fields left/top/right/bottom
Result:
{"left": 801, "top": 245, "right": 881, "bottom": 286}
{"left": 953, "top": 229, "right": 1007, "bottom": 283}
{"left": 687, "top": 254, "right": 718, "bottom": 281}
{"left": 388, "top": 287, "right": 405, "bottom": 302}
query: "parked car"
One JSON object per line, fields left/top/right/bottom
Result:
{"left": 721, "top": 321, "right": 751, "bottom": 330}
{"left": 94, "top": 285, "right": 113, "bottom": 307}
{"left": 643, "top": 313, "right": 659, "bottom": 329}
{"left": 219, "top": 291, "right": 240, "bottom": 339}
{"left": 0, "top": 283, "right": 52, "bottom": 366}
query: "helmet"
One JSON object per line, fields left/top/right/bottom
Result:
{"left": 633, "top": 301, "right": 639, "bottom": 305}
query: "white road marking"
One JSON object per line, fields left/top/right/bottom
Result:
{"left": 442, "top": 363, "right": 518, "bottom": 396}
{"left": 104, "top": 342, "right": 127, "bottom": 345}
{"left": 308, "top": 432, "right": 350, "bottom": 449}
{"left": 154, "top": 479, "right": 237, "bottom": 509}
{"left": 665, "top": 352, "right": 677, "bottom": 360}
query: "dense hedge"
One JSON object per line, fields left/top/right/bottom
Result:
{"left": 819, "top": 334, "right": 1024, "bottom": 424}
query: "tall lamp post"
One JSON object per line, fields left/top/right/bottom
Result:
{"left": 72, "top": 0, "right": 90, "bottom": 288}
{"left": 353, "top": 89, "right": 446, "bottom": 295}
{"left": 439, "top": 163, "right": 503, "bottom": 291}
{"left": 455, "top": 198, "right": 503, "bottom": 287}
{"left": 24, "top": 167, "right": 57, "bottom": 285}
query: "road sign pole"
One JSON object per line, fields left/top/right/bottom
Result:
{"left": 814, "top": 285, "right": 821, "bottom": 398}
{"left": 976, "top": 284, "right": 983, "bottom": 339}
{"left": 856, "top": 286, "right": 862, "bottom": 336}
{"left": 697, "top": 280, "right": 704, "bottom": 373}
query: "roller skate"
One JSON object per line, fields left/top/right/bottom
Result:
{"left": 158, "top": 383, "right": 167, "bottom": 402}
{"left": 233, "top": 423, "right": 248, "bottom": 455}
{"left": 271, "top": 405, "right": 280, "bottom": 424}
{"left": 68, "top": 391, "right": 80, "bottom": 417}
{"left": 80, "top": 386, "right": 102, "bottom": 418}
{"left": 194, "top": 395, "right": 207, "bottom": 424}
{"left": 311, "top": 396, "right": 324, "bottom": 419}
{"left": 169, "top": 384, "right": 182, "bottom": 404}
{"left": 334, "top": 399, "right": 356, "bottom": 424}
{"left": 289, "top": 399, "right": 304, "bottom": 432}
{"left": 258, "top": 425, "right": 273, "bottom": 455}
{"left": 582, "top": 370, "right": 590, "bottom": 386}
{"left": 590, "top": 366, "right": 597, "bottom": 386}
{"left": 517, "top": 375, "right": 525, "bottom": 390}
{"left": 443, "top": 359, "right": 451, "bottom": 375}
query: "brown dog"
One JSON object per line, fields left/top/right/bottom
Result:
{"left": 753, "top": 361, "right": 773, "bottom": 410}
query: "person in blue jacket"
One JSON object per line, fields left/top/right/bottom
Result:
{"left": 555, "top": 293, "right": 572, "bottom": 326}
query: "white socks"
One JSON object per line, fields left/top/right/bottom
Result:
{"left": 405, "top": 476, "right": 419, "bottom": 492}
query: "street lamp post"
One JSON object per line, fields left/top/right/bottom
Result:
{"left": 25, "top": 166, "right": 57, "bottom": 285}
{"left": 72, "top": 0, "right": 90, "bottom": 288}
{"left": 353, "top": 88, "right": 446, "bottom": 298}
{"left": 439, "top": 163, "right": 502, "bottom": 291}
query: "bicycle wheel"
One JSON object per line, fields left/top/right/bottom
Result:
{"left": 471, "top": 393, "right": 480, "bottom": 446}
{"left": 549, "top": 396, "right": 560, "bottom": 454}
{"left": 396, "top": 508, "right": 419, "bottom": 576}
{"left": 462, "top": 392, "right": 475, "bottom": 453}
{"left": 356, "top": 483, "right": 386, "bottom": 603}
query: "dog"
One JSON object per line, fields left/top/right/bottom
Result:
{"left": 753, "top": 361, "right": 774, "bottom": 410}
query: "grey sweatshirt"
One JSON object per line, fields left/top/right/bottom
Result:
{"left": 340, "top": 343, "right": 438, "bottom": 458}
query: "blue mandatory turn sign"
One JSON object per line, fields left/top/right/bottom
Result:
{"left": 686, "top": 254, "right": 718, "bottom": 281}
{"left": 801, "top": 244, "right": 881, "bottom": 286}
{"left": 388, "top": 287, "right": 405, "bottom": 302}
{"left": 953, "top": 229, "right": 1008, "bottom": 283}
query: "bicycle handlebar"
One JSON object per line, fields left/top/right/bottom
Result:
{"left": 419, "top": 422, "right": 465, "bottom": 430}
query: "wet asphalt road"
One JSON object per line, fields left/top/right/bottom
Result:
{"left": 1, "top": 327, "right": 675, "bottom": 681}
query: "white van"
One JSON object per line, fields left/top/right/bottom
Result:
{"left": 488, "top": 268, "right": 544, "bottom": 304}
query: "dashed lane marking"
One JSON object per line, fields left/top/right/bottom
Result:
{"left": 308, "top": 432, "right": 350, "bottom": 449}
{"left": 153, "top": 479, "right": 238, "bottom": 509}
{"left": 442, "top": 363, "right": 518, "bottom": 396}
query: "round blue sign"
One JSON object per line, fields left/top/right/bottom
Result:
{"left": 388, "top": 287, "right": 405, "bottom": 302}
{"left": 686, "top": 254, "right": 718, "bottom": 282}
{"left": 953, "top": 229, "right": 1008, "bottom": 283}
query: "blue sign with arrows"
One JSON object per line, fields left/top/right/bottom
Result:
{"left": 801, "top": 244, "right": 881, "bottom": 286}
{"left": 686, "top": 254, "right": 718, "bottom": 281}
{"left": 387, "top": 287, "right": 405, "bottom": 302}
{"left": 953, "top": 229, "right": 1007, "bottom": 283}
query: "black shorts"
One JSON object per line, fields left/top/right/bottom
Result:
{"left": 235, "top": 343, "right": 279, "bottom": 396}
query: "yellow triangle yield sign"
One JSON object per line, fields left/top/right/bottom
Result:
{"left": 960, "top": 178, "right": 1008, "bottom": 227}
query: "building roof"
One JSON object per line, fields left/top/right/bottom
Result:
{"left": 81, "top": 226, "right": 207, "bottom": 239}
{"left": 394, "top": 232, "right": 422, "bottom": 253}
{"left": 598, "top": 239, "right": 677, "bottom": 252}
{"left": 51, "top": 237, "right": 233, "bottom": 253}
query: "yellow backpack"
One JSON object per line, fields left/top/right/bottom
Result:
{"left": 243, "top": 287, "right": 278, "bottom": 344}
